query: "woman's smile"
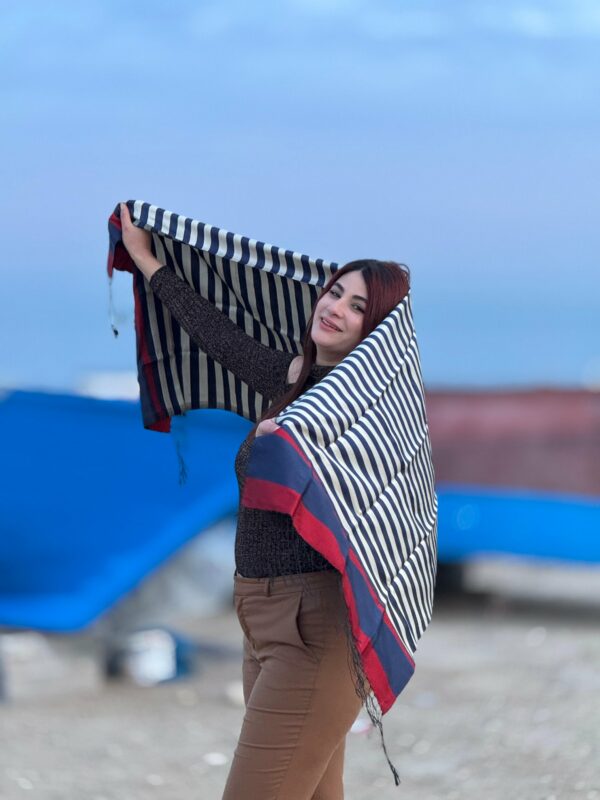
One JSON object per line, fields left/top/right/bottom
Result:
{"left": 320, "top": 316, "right": 342, "bottom": 332}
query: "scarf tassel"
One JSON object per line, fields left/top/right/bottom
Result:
{"left": 341, "top": 584, "right": 402, "bottom": 787}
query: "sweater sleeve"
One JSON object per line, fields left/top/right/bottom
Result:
{"left": 149, "top": 265, "right": 295, "bottom": 400}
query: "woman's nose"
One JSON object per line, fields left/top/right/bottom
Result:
{"left": 328, "top": 297, "right": 344, "bottom": 316}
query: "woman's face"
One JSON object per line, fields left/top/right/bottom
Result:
{"left": 310, "top": 270, "right": 368, "bottom": 363}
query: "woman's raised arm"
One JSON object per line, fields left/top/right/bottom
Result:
{"left": 119, "top": 203, "right": 295, "bottom": 399}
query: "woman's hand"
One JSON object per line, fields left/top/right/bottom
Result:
{"left": 255, "top": 419, "right": 281, "bottom": 438}
{"left": 119, "top": 202, "right": 162, "bottom": 280}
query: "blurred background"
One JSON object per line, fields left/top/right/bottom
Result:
{"left": 1, "top": 2, "right": 599, "bottom": 799}
{"left": 2, "top": 1, "right": 600, "bottom": 390}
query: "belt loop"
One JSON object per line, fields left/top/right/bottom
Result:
{"left": 265, "top": 577, "right": 272, "bottom": 597}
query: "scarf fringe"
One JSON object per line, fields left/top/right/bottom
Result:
{"left": 339, "top": 583, "right": 402, "bottom": 787}
{"left": 108, "top": 275, "right": 119, "bottom": 338}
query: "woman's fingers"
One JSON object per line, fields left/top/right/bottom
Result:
{"left": 256, "top": 419, "right": 281, "bottom": 437}
{"left": 120, "top": 202, "right": 131, "bottom": 227}
{"left": 119, "top": 202, "right": 152, "bottom": 262}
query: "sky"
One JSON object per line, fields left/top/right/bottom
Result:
{"left": 1, "top": 0, "right": 599, "bottom": 392}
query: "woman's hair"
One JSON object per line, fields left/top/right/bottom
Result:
{"left": 251, "top": 258, "right": 410, "bottom": 436}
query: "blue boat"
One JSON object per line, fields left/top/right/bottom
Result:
{"left": 1, "top": 388, "right": 597, "bottom": 631}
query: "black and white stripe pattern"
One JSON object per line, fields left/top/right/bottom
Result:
{"left": 132, "top": 200, "right": 335, "bottom": 424}
{"left": 275, "top": 295, "right": 438, "bottom": 657}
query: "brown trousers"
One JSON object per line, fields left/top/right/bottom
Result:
{"left": 221, "top": 571, "right": 363, "bottom": 800}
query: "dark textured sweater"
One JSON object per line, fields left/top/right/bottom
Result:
{"left": 149, "top": 265, "right": 335, "bottom": 578}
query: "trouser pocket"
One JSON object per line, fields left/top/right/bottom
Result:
{"left": 294, "top": 585, "right": 347, "bottom": 662}
{"left": 235, "top": 591, "right": 320, "bottom": 662}
{"left": 234, "top": 595, "right": 254, "bottom": 646}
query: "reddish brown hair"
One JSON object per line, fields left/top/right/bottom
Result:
{"left": 250, "top": 259, "right": 410, "bottom": 439}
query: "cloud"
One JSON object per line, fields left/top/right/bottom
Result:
{"left": 471, "top": 1, "right": 600, "bottom": 40}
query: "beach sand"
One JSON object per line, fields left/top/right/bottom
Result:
{"left": 1, "top": 558, "right": 599, "bottom": 800}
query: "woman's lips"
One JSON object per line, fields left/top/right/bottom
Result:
{"left": 320, "top": 317, "right": 341, "bottom": 332}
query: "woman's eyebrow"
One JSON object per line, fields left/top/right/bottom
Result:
{"left": 333, "top": 281, "right": 367, "bottom": 303}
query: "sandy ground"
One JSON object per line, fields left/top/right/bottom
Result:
{"left": 1, "top": 558, "right": 600, "bottom": 800}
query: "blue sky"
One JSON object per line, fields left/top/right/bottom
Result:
{"left": 2, "top": 1, "right": 599, "bottom": 390}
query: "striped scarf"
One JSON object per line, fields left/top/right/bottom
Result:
{"left": 107, "top": 200, "right": 438, "bottom": 777}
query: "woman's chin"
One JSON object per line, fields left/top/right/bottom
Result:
{"left": 310, "top": 327, "right": 354, "bottom": 359}
{"left": 310, "top": 327, "right": 326, "bottom": 346}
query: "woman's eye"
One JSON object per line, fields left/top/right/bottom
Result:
{"left": 328, "top": 288, "right": 364, "bottom": 311}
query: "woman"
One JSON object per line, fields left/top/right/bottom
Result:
{"left": 119, "top": 203, "right": 411, "bottom": 799}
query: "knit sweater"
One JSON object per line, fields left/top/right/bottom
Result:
{"left": 149, "top": 265, "right": 336, "bottom": 578}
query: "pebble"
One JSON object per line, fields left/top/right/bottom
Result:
{"left": 202, "top": 752, "right": 228, "bottom": 766}
{"left": 350, "top": 717, "right": 372, "bottom": 734}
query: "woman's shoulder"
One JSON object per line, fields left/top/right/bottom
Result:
{"left": 286, "top": 355, "right": 303, "bottom": 385}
